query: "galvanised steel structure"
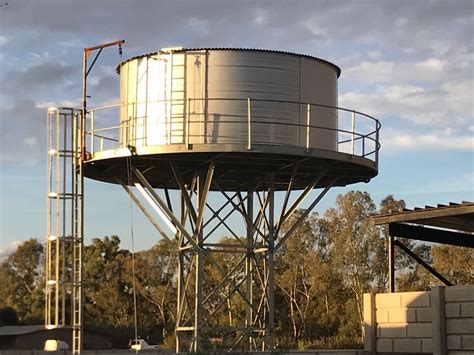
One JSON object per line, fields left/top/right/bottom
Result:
{"left": 45, "top": 107, "right": 83, "bottom": 347}
{"left": 45, "top": 41, "right": 124, "bottom": 354}
{"left": 48, "top": 47, "right": 380, "bottom": 352}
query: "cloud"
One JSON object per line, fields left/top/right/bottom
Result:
{"left": 0, "top": 99, "right": 46, "bottom": 166}
{"left": 0, "top": 240, "right": 22, "bottom": 261}
{"left": 380, "top": 127, "right": 473, "bottom": 152}
{"left": 0, "top": 0, "right": 472, "bottom": 166}
{"left": 1, "top": 62, "right": 79, "bottom": 95}
{"left": 344, "top": 59, "right": 449, "bottom": 84}
{"left": 340, "top": 76, "right": 472, "bottom": 129}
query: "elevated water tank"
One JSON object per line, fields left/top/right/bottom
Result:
{"left": 117, "top": 48, "right": 340, "bottom": 150}
{"left": 84, "top": 47, "right": 379, "bottom": 190}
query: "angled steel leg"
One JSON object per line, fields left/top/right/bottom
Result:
{"left": 246, "top": 187, "right": 254, "bottom": 350}
{"left": 118, "top": 179, "right": 172, "bottom": 242}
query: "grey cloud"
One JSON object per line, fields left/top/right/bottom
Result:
{"left": 1, "top": 0, "right": 472, "bottom": 62}
{"left": 1, "top": 62, "right": 79, "bottom": 94}
{"left": 0, "top": 0, "right": 472, "bottom": 165}
{"left": 0, "top": 99, "right": 45, "bottom": 165}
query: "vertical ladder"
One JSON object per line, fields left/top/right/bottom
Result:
{"left": 168, "top": 52, "right": 187, "bottom": 144}
{"left": 46, "top": 107, "right": 61, "bottom": 329}
{"left": 72, "top": 109, "right": 84, "bottom": 354}
{"left": 45, "top": 107, "right": 83, "bottom": 352}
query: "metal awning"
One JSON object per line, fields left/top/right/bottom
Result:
{"left": 372, "top": 201, "right": 474, "bottom": 233}
{"left": 371, "top": 201, "right": 474, "bottom": 292}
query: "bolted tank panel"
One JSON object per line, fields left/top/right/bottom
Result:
{"left": 118, "top": 48, "right": 339, "bottom": 151}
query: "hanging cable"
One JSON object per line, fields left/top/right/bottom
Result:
{"left": 126, "top": 154, "right": 139, "bottom": 343}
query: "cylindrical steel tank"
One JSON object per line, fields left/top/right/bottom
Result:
{"left": 117, "top": 48, "right": 340, "bottom": 151}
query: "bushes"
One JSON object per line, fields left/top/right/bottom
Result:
{"left": 297, "top": 335, "right": 363, "bottom": 350}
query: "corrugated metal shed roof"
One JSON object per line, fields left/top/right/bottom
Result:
{"left": 372, "top": 201, "right": 474, "bottom": 233}
{"left": 116, "top": 47, "right": 341, "bottom": 77}
{"left": 0, "top": 325, "right": 45, "bottom": 336}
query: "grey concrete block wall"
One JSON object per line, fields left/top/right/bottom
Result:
{"left": 363, "top": 286, "right": 474, "bottom": 355}
{"left": 445, "top": 286, "right": 474, "bottom": 354}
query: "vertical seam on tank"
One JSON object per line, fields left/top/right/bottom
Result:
{"left": 204, "top": 49, "right": 209, "bottom": 144}
{"left": 299, "top": 57, "right": 302, "bottom": 146}
{"left": 183, "top": 53, "right": 187, "bottom": 146}
{"left": 126, "top": 63, "right": 131, "bottom": 147}
{"left": 135, "top": 59, "right": 139, "bottom": 146}
{"left": 169, "top": 52, "right": 173, "bottom": 144}
{"left": 144, "top": 57, "right": 149, "bottom": 146}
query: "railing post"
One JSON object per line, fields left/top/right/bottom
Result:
{"left": 375, "top": 125, "right": 380, "bottom": 166}
{"left": 362, "top": 136, "right": 365, "bottom": 156}
{"left": 100, "top": 137, "right": 104, "bottom": 152}
{"left": 351, "top": 110, "right": 355, "bottom": 155}
{"left": 247, "top": 98, "right": 251, "bottom": 151}
{"left": 128, "top": 102, "right": 135, "bottom": 147}
{"left": 90, "top": 109, "right": 94, "bottom": 155}
{"left": 186, "top": 98, "right": 191, "bottom": 149}
{"left": 306, "top": 103, "right": 311, "bottom": 151}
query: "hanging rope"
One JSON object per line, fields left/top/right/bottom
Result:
{"left": 126, "top": 154, "right": 139, "bottom": 342}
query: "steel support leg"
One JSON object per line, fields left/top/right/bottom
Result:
{"left": 246, "top": 188, "right": 254, "bottom": 351}
{"left": 126, "top": 163, "right": 335, "bottom": 352}
{"left": 267, "top": 175, "right": 275, "bottom": 350}
{"left": 193, "top": 172, "right": 206, "bottom": 352}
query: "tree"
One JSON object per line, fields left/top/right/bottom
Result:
{"left": 432, "top": 245, "right": 474, "bottom": 285}
{"left": 83, "top": 235, "right": 134, "bottom": 327}
{"left": 131, "top": 239, "right": 178, "bottom": 335}
{"left": 323, "top": 191, "right": 383, "bottom": 332}
{"left": 276, "top": 210, "right": 319, "bottom": 341}
{"left": 0, "top": 238, "right": 44, "bottom": 323}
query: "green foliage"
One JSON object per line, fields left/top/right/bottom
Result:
{"left": 0, "top": 238, "right": 44, "bottom": 323}
{"left": 432, "top": 244, "right": 474, "bottom": 285}
{"left": 297, "top": 335, "right": 363, "bottom": 350}
{"left": 323, "top": 191, "right": 382, "bottom": 331}
{"left": 84, "top": 235, "right": 134, "bottom": 327}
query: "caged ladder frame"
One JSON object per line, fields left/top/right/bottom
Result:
{"left": 46, "top": 107, "right": 84, "bottom": 353}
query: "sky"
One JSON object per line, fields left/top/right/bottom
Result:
{"left": 0, "top": 0, "right": 473, "bottom": 255}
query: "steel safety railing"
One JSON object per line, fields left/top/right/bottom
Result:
{"left": 86, "top": 98, "right": 380, "bottom": 166}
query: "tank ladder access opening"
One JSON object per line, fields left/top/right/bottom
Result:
{"left": 120, "top": 159, "right": 337, "bottom": 352}
{"left": 46, "top": 107, "right": 83, "bottom": 353}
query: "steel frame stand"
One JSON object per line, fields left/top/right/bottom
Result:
{"left": 46, "top": 107, "right": 83, "bottom": 353}
{"left": 125, "top": 161, "right": 336, "bottom": 352}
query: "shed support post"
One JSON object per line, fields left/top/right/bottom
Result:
{"left": 432, "top": 286, "right": 447, "bottom": 355}
{"left": 389, "top": 234, "right": 395, "bottom": 293}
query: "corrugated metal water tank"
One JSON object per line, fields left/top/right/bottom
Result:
{"left": 118, "top": 48, "right": 340, "bottom": 151}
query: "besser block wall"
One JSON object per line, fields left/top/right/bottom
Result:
{"left": 445, "top": 286, "right": 474, "bottom": 354}
{"left": 364, "top": 286, "right": 474, "bottom": 354}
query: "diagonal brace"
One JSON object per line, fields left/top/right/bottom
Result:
{"left": 275, "top": 178, "right": 336, "bottom": 251}
{"left": 133, "top": 168, "right": 201, "bottom": 251}
{"left": 394, "top": 240, "right": 453, "bottom": 286}
{"left": 118, "top": 179, "right": 172, "bottom": 243}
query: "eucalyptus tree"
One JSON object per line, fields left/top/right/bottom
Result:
{"left": 0, "top": 238, "right": 44, "bottom": 324}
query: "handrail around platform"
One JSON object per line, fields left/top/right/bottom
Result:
{"left": 86, "top": 98, "right": 381, "bottom": 167}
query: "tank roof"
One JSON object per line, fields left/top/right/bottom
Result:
{"left": 116, "top": 47, "right": 341, "bottom": 77}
